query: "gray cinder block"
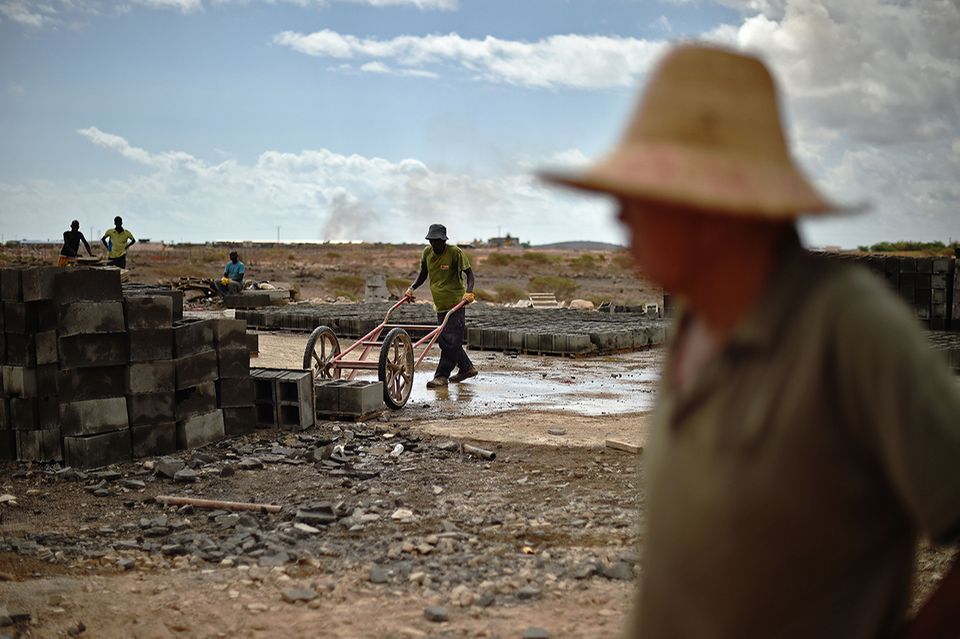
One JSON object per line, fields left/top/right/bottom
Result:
{"left": 0, "top": 430, "right": 16, "bottom": 460}
{"left": 63, "top": 429, "right": 131, "bottom": 468}
{"left": 3, "top": 366, "right": 38, "bottom": 397}
{"left": 222, "top": 406, "right": 256, "bottom": 437}
{"left": 173, "top": 319, "right": 215, "bottom": 357}
{"left": 57, "top": 302, "right": 125, "bottom": 336}
{"left": 57, "top": 366, "right": 126, "bottom": 402}
{"left": 5, "top": 334, "right": 36, "bottom": 366}
{"left": 127, "top": 391, "right": 175, "bottom": 426}
{"left": 59, "top": 333, "right": 128, "bottom": 368}
{"left": 176, "top": 409, "right": 225, "bottom": 449}
{"left": 217, "top": 348, "right": 250, "bottom": 379}
{"left": 131, "top": 422, "right": 176, "bottom": 458}
{"left": 53, "top": 268, "right": 122, "bottom": 304}
{"left": 338, "top": 381, "right": 384, "bottom": 417}
{"left": 175, "top": 382, "right": 217, "bottom": 421}
{"left": 213, "top": 319, "right": 247, "bottom": 350}
{"left": 1, "top": 268, "right": 22, "bottom": 302}
{"left": 175, "top": 350, "right": 219, "bottom": 389}
{"left": 35, "top": 330, "right": 58, "bottom": 365}
{"left": 127, "top": 360, "right": 175, "bottom": 394}
{"left": 21, "top": 266, "right": 57, "bottom": 302}
{"left": 124, "top": 295, "right": 173, "bottom": 330}
{"left": 314, "top": 379, "right": 343, "bottom": 413}
{"left": 10, "top": 396, "right": 58, "bottom": 430}
{"left": 215, "top": 377, "right": 254, "bottom": 408}
{"left": 3, "top": 302, "right": 40, "bottom": 334}
{"left": 128, "top": 329, "right": 173, "bottom": 361}
{"left": 17, "top": 428, "right": 62, "bottom": 462}
{"left": 60, "top": 397, "right": 129, "bottom": 436}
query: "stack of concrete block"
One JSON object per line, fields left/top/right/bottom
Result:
{"left": 250, "top": 368, "right": 315, "bottom": 430}
{"left": 214, "top": 319, "right": 255, "bottom": 437}
{"left": 315, "top": 379, "right": 384, "bottom": 419}
{"left": 172, "top": 318, "right": 224, "bottom": 449}
{"left": 125, "top": 295, "right": 176, "bottom": 458}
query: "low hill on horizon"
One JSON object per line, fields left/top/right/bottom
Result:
{"left": 532, "top": 240, "right": 624, "bottom": 251}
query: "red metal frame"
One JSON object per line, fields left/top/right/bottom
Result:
{"left": 332, "top": 297, "right": 468, "bottom": 380}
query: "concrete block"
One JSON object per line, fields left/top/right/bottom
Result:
{"left": 215, "top": 377, "right": 254, "bottom": 408}
{"left": 1, "top": 268, "right": 22, "bottom": 302}
{"left": 567, "top": 334, "right": 594, "bottom": 353}
{"left": 10, "top": 397, "right": 58, "bottom": 430}
{"left": 131, "top": 422, "right": 176, "bottom": 458}
{"left": 128, "top": 329, "right": 173, "bottom": 361}
{"left": 175, "top": 382, "right": 217, "bottom": 421}
{"left": 5, "top": 334, "right": 36, "bottom": 366}
{"left": 59, "top": 333, "right": 128, "bottom": 368}
{"left": 338, "top": 380, "right": 384, "bottom": 416}
{"left": 127, "top": 360, "right": 175, "bottom": 394}
{"left": 222, "top": 406, "right": 256, "bottom": 437}
{"left": 3, "top": 302, "right": 40, "bottom": 334}
{"left": 0, "top": 332, "right": 5, "bottom": 366}
{"left": 523, "top": 333, "right": 541, "bottom": 353}
{"left": 60, "top": 397, "right": 129, "bottom": 436}
{"left": 507, "top": 330, "right": 524, "bottom": 352}
{"left": 21, "top": 266, "right": 57, "bottom": 302}
{"left": 0, "top": 430, "right": 16, "bottom": 460}
{"left": 124, "top": 295, "right": 173, "bottom": 330}
{"left": 173, "top": 319, "right": 215, "bottom": 357}
{"left": 213, "top": 319, "right": 247, "bottom": 350}
{"left": 314, "top": 380, "right": 343, "bottom": 413}
{"left": 58, "top": 302, "right": 125, "bottom": 336}
{"left": 218, "top": 348, "right": 250, "bottom": 379}
{"left": 57, "top": 366, "right": 126, "bottom": 402}
{"left": 36, "top": 364, "right": 58, "bottom": 396}
{"left": 176, "top": 409, "right": 225, "bottom": 449}
{"left": 17, "top": 428, "right": 62, "bottom": 462}
{"left": 36, "top": 301, "right": 58, "bottom": 331}
{"left": 53, "top": 268, "right": 122, "bottom": 304}
{"left": 255, "top": 403, "right": 278, "bottom": 428}
{"left": 3, "top": 366, "right": 38, "bottom": 397}
{"left": 246, "top": 332, "right": 259, "bottom": 355}
{"left": 0, "top": 398, "right": 8, "bottom": 429}
{"left": 127, "top": 391, "right": 175, "bottom": 426}
{"left": 63, "top": 429, "right": 131, "bottom": 468}
{"left": 224, "top": 292, "right": 271, "bottom": 309}
{"left": 35, "top": 330, "right": 58, "bottom": 365}
{"left": 175, "top": 350, "right": 219, "bottom": 389}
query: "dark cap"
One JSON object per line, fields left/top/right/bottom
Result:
{"left": 425, "top": 224, "right": 448, "bottom": 241}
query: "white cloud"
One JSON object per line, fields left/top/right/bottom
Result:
{"left": 0, "top": 0, "right": 56, "bottom": 27}
{"left": 274, "top": 29, "right": 666, "bottom": 89}
{"left": 133, "top": 0, "right": 204, "bottom": 12}
{"left": 0, "top": 128, "right": 610, "bottom": 243}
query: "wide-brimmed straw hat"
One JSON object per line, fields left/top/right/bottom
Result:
{"left": 540, "top": 44, "right": 855, "bottom": 218}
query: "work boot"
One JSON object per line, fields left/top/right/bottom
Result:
{"left": 449, "top": 367, "right": 478, "bottom": 383}
{"left": 426, "top": 376, "right": 448, "bottom": 389}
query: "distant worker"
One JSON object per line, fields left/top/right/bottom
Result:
{"left": 405, "top": 224, "right": 478, "bottom": 388}
{"left": 101, "top": 216, "right": 136, "bottom": 268}
{"left": 215, "top": 250, "right": 245, "bottom": 296}
{"left": 542, "top": 43, "right": 960, "bottom": 639}
{"left": 58, "top": 219, "right": 93, "bottom": 267}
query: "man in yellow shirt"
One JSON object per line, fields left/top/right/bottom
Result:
{"left": 542, "top": 44, "right": 960, "bottom": 638}
{"left": 101, "top": 215, "right": 136, "bottom": 268}
{"left": 405, "top": 224, "right": 477, "bottom": 388}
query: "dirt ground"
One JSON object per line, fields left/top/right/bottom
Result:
{"left": 0, "top": 330, "right": 955, "bottom": 638}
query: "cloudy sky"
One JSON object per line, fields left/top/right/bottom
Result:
{"left": 0, "top": 0, "right": 957, "bottom": 247}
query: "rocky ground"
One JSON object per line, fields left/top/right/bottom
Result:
{"left": 0, "top": 338, "right": 954, "bottom": 638}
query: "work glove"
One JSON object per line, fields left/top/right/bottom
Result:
{"left": 404, "top": 287, "right": 415, "bottom": 299}
{"left": 463, "top": 292, "right": 475, "bottom": 303}
{"left": 221, "top": 277, "right": 230, "bottom": 286}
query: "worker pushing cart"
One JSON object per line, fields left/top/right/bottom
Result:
{"left": 405, "top": 223, "right": 478, "bottom": 389}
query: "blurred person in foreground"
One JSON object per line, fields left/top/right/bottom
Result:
{"left": 58, "top": 219, "right": 93, "bottom": 266}
{"left": 405, "top": 223, "right": 477, "bottom": 388}
{"left": 215, "top": 250, "right": 245, "bottom": 296}
{"left": 541, "top": 43, "right": 960, "bottom": 639}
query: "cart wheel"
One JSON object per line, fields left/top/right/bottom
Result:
{"left": 378, "top": 328, "right": 414, "bottom": 410}
{"left": 303, "top": 325, "right": 342, "bottom": 381}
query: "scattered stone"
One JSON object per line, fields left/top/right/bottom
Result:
{"left": 423, "top": 606, "right": 449, "bottom": 623}
{"left": 238, "top": 457, "right": 264, "bottom": 470}
{"left": 120, "top": 479, "right": 146, "bottom": 490}
{"left": 572, "top": 562, "right": 597, "bottom": 580}
{"left": 435, "top": 441, "right": 458, "bottom": 452}
{"left": 220, "top": 465, "right": 236, "bottom": 478}
{"left": 67, "top": 621, "right": 87, "bottom": 637}
{"left": 522, "top": 627, "right": 551, "bottom": 639}
{"left": 515, "top": 585, "right": 542, "bottom": 600}
{"left": 0, "top": 494, "right": 19, "bottom": 507}
{"left": 173, "top": 468, "right": 198, "bottom": 483}
{"left": 155, "top": 458, "right": 185, "bottom": 479}
{"left": 547, "top": 428, "right": 566, "bottom": 436}
{"left": 600, "top": 561, "right": 634, "bottom": 581}
{"left": 281, "top": 588, "right": 317, "bottom": 603}
{"left": 369, "top": 565, "right": 390, "bottom": 584}
{"left": 293, "top": 523, "right": 321, "bottom": 535}
{"left": 391, "top": 508, "right": 414, "bottom": 521}
{"left": 258, "top": 552, "right": 290, "bottom": 567}
{"left": 476, "top": 590, "right": 495, "bottom": 608}
{"left": 296, "top": 505, "right": 336, "bottom": 526}
{"left": 116, "top": 557, "right": 136, "bottom": 570}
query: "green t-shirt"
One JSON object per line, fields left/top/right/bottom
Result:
{"left": 103, "top": 228, "right": 134, "bottom": 258}
{"left": 421, "top": 245, "right": 471, "bottom": 312}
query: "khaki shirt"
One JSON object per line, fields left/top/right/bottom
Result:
{"left": 635, "top": 240, "right": 960, "bottom": 638}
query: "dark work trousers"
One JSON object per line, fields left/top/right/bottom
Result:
{"left": 108, "top": 254, "right": 127, "bottom": 268}
{"left": 435, "top": 307, "right": 473, "bottom": 379}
